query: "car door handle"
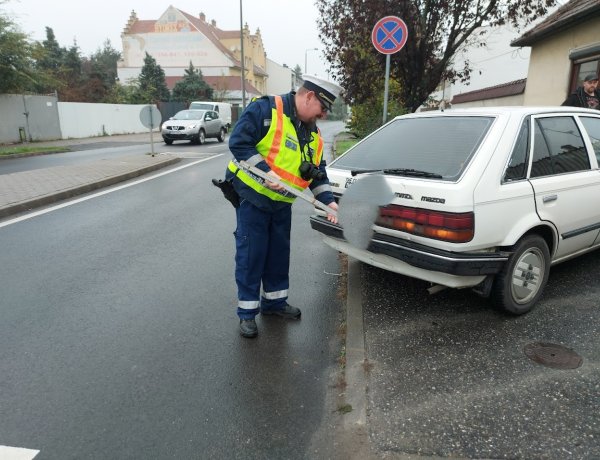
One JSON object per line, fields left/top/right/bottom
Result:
{"left": 543, "top": 194, "right": 557, "bottom": 203}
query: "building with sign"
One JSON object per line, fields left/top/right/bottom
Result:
{"left": 117, "top": 6, "right": 267, "bottom": 104}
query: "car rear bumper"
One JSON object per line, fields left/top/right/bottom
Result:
{"left": 310, "top": 215, "right": 509, "bottom": 283}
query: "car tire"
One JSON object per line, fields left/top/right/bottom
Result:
{"left": 196, "top": 129, "right": 206, "bottom": 145}
{"left": 217, "top": 128, "right": 226, "bottom": 143}
{"left": 491, "top": 234, "right": 550, "bottom": 315}
{"left": 163, "top": 138, "right": 173, "bottom": 145}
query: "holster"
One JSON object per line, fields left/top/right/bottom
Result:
{"left": 212, "top": 178, "right": 240, "bottom": 208}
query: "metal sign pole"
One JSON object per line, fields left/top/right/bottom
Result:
{"left": 383, "top": 54, "right": 390, "bottom": 125}
{"left": 149, "top": 105, "right": 155, "bottom": 157}
{"left": 371, "top": 16, "right": 408, "bottom": 126}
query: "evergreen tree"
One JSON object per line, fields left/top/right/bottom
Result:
{"left": 136, "top": 52, "right": 170, "bottom": 103}
{"left": 171, "top": 61, "right": 213, "bottom": 104}
{"left": 89, "top": 39, "right": 121, "bottom": 89}
{"left": 36, "top": 26, "right": 64, "bottom": 72}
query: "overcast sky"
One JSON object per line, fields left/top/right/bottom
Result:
{"left": 6, "top": 0, "right": 332, "bottom": 78}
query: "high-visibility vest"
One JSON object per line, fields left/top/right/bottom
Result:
{"left": 228, "top": 95, "right": 324, "bottom": 203}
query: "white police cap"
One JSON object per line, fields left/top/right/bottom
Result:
{"left": 301, "top": 74, "right": 342, "bottom": 110}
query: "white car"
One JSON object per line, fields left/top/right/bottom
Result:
{"left": 311, "top": 107, "right": 600, "bottom": 314}
{"left": 161, "top": 109, "right": 227, "bottom": 145}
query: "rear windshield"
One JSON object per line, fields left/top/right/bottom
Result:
{"left": 190, "top": 103, "right": 213, "bottom": 110}
{"left": 333, "top": 116, "right": 494, "bottom": 181}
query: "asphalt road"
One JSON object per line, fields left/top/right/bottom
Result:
{"left": 360, "top": 251, "right": 600, "bottom": 459}
{"left": 0, "top": 126, "right": 348, "bottom": 459}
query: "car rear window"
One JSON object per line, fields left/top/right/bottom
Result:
{"left": 332, "top": 116, "right": 494, "bottom": 181}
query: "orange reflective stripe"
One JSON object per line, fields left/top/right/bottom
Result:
{"left": 265, "top": 96, "right": 310, "bottom": 189}
{"left": 271, "top": 164, "right": 309, "bottom": 188}
{"left": 266, "top": 96, "right": 284, "bottom": 165}
{"left": 316, "top": 136, "right": 324, "bottom": 160}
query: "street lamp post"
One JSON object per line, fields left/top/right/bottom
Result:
{"left": 304, "top": 48, "right": 318, "bottom": 74}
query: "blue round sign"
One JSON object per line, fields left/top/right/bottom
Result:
{"left": 371, "top": 16, "right": 408, "bottom": 55}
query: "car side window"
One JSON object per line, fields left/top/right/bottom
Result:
{"left": 530, "top": 116, "right": 590, "bottom": 178}
{"left": 205, "top": 112, "right": 213, "bottom": 120}
{"left": 503, "top": 118, "right": 530, "bottom": 182}
{"left": 579, "top": 117, "right": 600, "bottom": 165}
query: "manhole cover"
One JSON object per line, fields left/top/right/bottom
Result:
{"left": 524, "top": 342, "right": 583, "bottom": 369}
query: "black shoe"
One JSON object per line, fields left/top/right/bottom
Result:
{"left": 239, "top": 319, "right": 258, "bottom": 338}
{"left": 261, "top": 304, "right": 301, "bottom": 320}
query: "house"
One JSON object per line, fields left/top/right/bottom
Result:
{"left": 511, "top": 0, "right": 600, "bottom": 106}
{"left": 265, "top": 59, "right": 302, "bottom": 96}
{"left": 450, "top": 0, "right": 600, "bottom": 108}
{"left": 117, "top": 6, "right": 268, "bottom": 104}
{"left": 451, "top": 79, "right": 527, "bottom": 108}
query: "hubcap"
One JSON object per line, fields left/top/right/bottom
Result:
{"left": 511, "top": 247, "right": 545, "bottom": 304}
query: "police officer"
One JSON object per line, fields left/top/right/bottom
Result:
{"left": 225, "top": 75, "right": 340, "bottom": 338}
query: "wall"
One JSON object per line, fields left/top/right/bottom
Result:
{"left": 523, "top": 20, "right": 600, "bottom": 106}
{"left": 0, "top": 94, "right": 62, "bottom": 143}
{"left": 57, "top": 102, "right": 156, "bottom": 139}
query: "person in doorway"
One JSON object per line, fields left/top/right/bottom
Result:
{"left": 225, "top": 75, "right": 341, "bottom": 338}
{"left": 561, "top": 73, "right": 599, "bottom": 110}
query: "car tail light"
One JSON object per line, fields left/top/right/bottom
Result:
{"left": 375, "top": 205, "right": 474, "bottom": 243}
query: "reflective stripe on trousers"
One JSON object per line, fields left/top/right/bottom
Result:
{"left": 234, "top": 200, "right": 291, "bottom": 319}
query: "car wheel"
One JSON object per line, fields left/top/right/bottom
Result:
{"left": 217, "top": 128, "right": 226, "bottom": 142}
{"left": 491, "top": 235, "right": 550, "bottom": 315}
{"left": 163, "top": 138, "right": 173, "bottom": 145}
{"left": 197, "top": 129, "right": 206, "bottom": 145}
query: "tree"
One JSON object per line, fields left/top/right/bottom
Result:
{"left": 171, "top": 61, "right": 213, "bottom": 104}
{"left": 0, "top": 12, "right": 35, "bottom": 93}
{"left": 136, "top": 52, "right": 170, "bottom": 104}
{"left": 79, "top": 40, "right": 122, "bottom": 103}
{"left": 316, "top": 0, "right": 557, "bottom": 113}
{"left": 89, "top": 40, "right": 121, "bottom": 89}
{"left": 35, "top": 26, "right": 64, "bottom": 72}
{"left": 31, "top": 27, "right": 78, "bottom": 97}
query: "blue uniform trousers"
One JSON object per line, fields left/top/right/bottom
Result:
{"left": 234, "top": 199, "right": 292, "bottom": 320}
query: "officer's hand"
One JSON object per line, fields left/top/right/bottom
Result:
{"left": 265, "top": 171, "right": 283, "bottom": 190}
{"left": 326, "top": 201, "right": 338, "bottom": 224}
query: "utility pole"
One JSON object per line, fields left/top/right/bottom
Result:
{"left": 239, "top": 0, "right": 246, "bottom": 110}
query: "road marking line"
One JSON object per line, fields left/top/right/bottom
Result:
{"left": 0, "top": 445, "right": 40, "bottom": 460}
{"left": 0, "top": 154, "right": 223, "bottom": 229}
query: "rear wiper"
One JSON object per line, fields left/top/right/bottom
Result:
{"left": 350, "top": 168, "right": 443, "bottom": 178}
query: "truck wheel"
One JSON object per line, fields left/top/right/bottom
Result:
{"left": 491, "top": 235, "right": 550, "bottom": 315}
{"left": 217, "top": 128, "right": 226, "bottom": 143}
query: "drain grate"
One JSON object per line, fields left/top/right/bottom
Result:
{"left": 524, "top": 342, "right": 583, "bottom": 369}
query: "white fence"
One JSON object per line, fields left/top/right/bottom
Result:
{"left": 0, "top": 95, "right": 160, "bottom": 144}
{"left": 57, "top": 102, "right": 156, "bottom": 139}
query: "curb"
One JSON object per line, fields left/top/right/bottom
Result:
{"left": 338, "top": 257, "right": 373, "bottom": 458}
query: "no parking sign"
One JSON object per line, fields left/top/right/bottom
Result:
{"left": 371, "top": 16, "right": 408, "bottom": 55}
{"left": 372, "top": 16, "right": 408, "bottom": 124}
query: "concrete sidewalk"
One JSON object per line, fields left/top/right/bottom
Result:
{"left": 0, "top": 153, "right": 180, "bottom": 219}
